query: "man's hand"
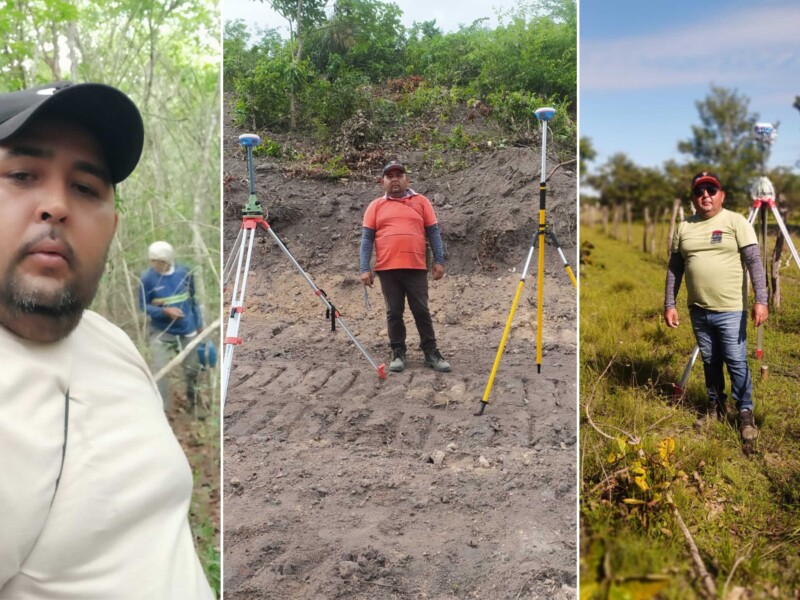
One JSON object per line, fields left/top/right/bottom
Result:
{"left": 432, "top": 263, "right": 445, "bottom": 281}
{"left": 752, "top": 303, "right": 768, "bottom": 327}
{"left": 162, "top": 306, "right": 185, "bottom": 320}
{"left": 664, "top": 307, "right": 680, "bottom": 328}
{"left": 360, "top": 271, "right": 374, "bottom": 287}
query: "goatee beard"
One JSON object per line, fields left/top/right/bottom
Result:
{"left": 0, "top": 231, "right": 108, "bottom": 342}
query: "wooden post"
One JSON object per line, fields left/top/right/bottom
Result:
{"left": 771, "top": 204, "right": 788, "bottom": 310}
{"left": 666, "top": 199, "right": 681, "bottom": 257}
{"left": 625, "top": 201, "right": 633, "bottom": 245}
{"left": 612, "top": 203, "right": 621, "bottom": 239}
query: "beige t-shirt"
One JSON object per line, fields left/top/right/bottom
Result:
{"left": 0, "top": 311, "right": 214, "bottom": 600}
{"left": 671, "top": 208, "right": 757, "bottom": 311}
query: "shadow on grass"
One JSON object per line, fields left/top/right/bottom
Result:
{"left": 584, "top": 348, "right": 714, "bottom": 416}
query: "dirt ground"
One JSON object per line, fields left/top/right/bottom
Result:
{"left": 222, "top": 118, "right": 578, "bottom": 598}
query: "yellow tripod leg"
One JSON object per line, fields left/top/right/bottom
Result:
{"left": 565, "top": 265, "right": 577, "bottom": 288}
{"left": 476, "top": 279, "right": 526, "bottom": 415}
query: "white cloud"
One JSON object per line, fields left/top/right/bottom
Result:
{"left": 582, "top": 5, "right": 800, "bottom": 91}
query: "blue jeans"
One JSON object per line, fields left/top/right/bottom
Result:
{"left": 689, "top": 307, "right": 752, "bottom": 411}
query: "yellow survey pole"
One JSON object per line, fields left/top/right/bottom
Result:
{"left": 535, "top": 112, "right": 551, "bottom": 372}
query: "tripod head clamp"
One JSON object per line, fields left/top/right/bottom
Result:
{"left": 750, "top": 175, "right": 776, "bottom": 204}
{"left": 239, "top": 133, "right": 264, "bottom": 216}
{"left": 534, "top": 107, "right": 556, "bottom": 122}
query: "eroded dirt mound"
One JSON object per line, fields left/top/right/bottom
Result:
{"left": 222, "top": 115, "right": 578, "bottom": 598}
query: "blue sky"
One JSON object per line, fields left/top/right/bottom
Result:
{"left": 224, "top": 0, "right": 520, "bottom": 37}
{"left": 581, "top": 0, "right": 800, "bottom": 173}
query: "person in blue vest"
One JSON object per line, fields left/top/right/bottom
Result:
{"left": 139, "top": 241, "right": 203, "bottom": 411}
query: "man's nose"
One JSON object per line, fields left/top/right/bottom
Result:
{"left": 36, "top": 184, "right": 69, "bottom": 224}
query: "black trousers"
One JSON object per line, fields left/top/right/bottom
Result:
{"left": 377, "top": 269, "right": 437, "bottom": 352}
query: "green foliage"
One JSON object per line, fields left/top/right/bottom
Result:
{"left": 306, "top": 0, "right": 405, "bottom": 82}
{"left": 232, "top": 51, "right": 300, "bottom": 129}
{"left": 224, "top": 0, "right": 577, "bottom": 153}
{"left": 404, "top": 20, "right": 488, "bottom": 88}
{"left": 311, "top": 153, "right": 351, "bottom": 178}
{"left": 585, "top": 153, "right": 670, "bottom": 215}
{"left": 201, "top": 542, "right": 221, "bottom": 595}
{"left": 252, "top": 137, "right": 284, "bottom": 158}
{"left": 399, "top": 84, "right": 457, "bottom": 118}
{"left": 257, "top": 0, "right": 327, "bottom": 37}
{"left": 580, "top": 136, "right": 597, "bottom": 178}
{"left": 446, "top": 124, "right": 471, "bottom": 149}
{"left": 224, "top": 21, "right": 284, "bottom": 89}
{"left": 472, "top": 11, "right": 576, "bottom": 109}
{"left": 488, "top": 91, "right": 575, "bottom": 147}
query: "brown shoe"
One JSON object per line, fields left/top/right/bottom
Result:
{"left": 739, "top": 409, "right": 758, "bottom": 442}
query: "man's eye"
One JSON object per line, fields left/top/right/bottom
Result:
{"left": 9, "top": 171, "right": 34, "bottom": 182}
{"left": 74, "top": 182, "right": 99, "bottom": 197}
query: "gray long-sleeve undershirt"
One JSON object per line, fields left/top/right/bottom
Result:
{"left": 360, "top": 224, "right": 445, "bottom": 272}
{"left": 665, "top": 243, "right": 768, "bottom": 309}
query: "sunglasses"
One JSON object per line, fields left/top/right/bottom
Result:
{"left": 693, "top": 184, "right": 719, "bottom": 198}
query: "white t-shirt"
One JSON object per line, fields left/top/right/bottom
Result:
{"left": 0, "top": 311, "right": 214, "bottom": 599}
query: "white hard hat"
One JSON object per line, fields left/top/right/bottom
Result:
{"left": 148, "top": 241, "right": 174, "bottom": 263}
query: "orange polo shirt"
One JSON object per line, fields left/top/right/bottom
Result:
{"left": 363, "top": 192, "right": 438, "bottom": 271}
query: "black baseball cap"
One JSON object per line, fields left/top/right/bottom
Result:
{"left": 691, "top": 171, "right": 722, "bottom": 190}
{"left": 382, "top": 160, "right": 406, "bottom": 176}
{"left": 0, "top": 81, "right": 144, "bottom": 184}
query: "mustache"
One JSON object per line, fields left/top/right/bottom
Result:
{"left": 16, "top": 228, "right": 77, "bottom": 267}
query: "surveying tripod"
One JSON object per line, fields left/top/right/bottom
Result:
{"left": 222, "top": 134, "right": 386, "bottom": 405}
{"left": 673, "top": 122, "right": 800, "bottom": 396}
{"left": 476, "top": 107, "right": 577, "bottom": 416}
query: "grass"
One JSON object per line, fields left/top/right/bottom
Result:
{"left": 580, "top": 224, "right": 800, "bottom": 599}
{"left": 185, "top": 393, "right": 221, "bottom": 597}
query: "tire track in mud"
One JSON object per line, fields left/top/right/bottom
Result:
{"left": 223, "top": 289, "right": 578, "bottom": 599}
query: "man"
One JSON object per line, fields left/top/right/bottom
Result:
{"left": 0, "top": 82, "right": 213, "bottom": 599}
{"left": 139, "top": 240, "right": 203, "bottom": 411}
{"left": 360, "top": 160, "right": 451, "bottom": 373}
{"left": 665, "top": 171, "right": 768, "bottom": 442}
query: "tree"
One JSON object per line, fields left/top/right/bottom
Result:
{"left": 677, "top": 85, "right": 763, "bottom": 208}
{"left": 257, "top": 0, "right": 327, "bottom": 128}
{"left": 580, "top": 136, "right": 596, "bottom": 181}
{"left": 305, "top": 0, "right": 405, "bottom": 82}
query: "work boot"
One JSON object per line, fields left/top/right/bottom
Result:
{"left": 389, "top": 348, "right": 406, "bottom": 373}
{"left": 424, "top": 348, "right": 451, "bottom": 373}
{"left": 739, "top": 409, "right": 758, "bottom": 442}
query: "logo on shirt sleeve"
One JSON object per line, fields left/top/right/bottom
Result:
{"left": 710, "top": 230, "right": 723, "bottom": 244}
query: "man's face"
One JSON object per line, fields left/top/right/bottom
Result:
{"left": 382, "top": 169, "right": 409, "bottom": 198}
{"left": 150, "top": 259, "right": 170, "bottom": 274}
{"left": 691, "top": 184, "right": 725, "bottom": 219}
{"left": 0, "top": 118, "right": 117, "bottom": 342}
